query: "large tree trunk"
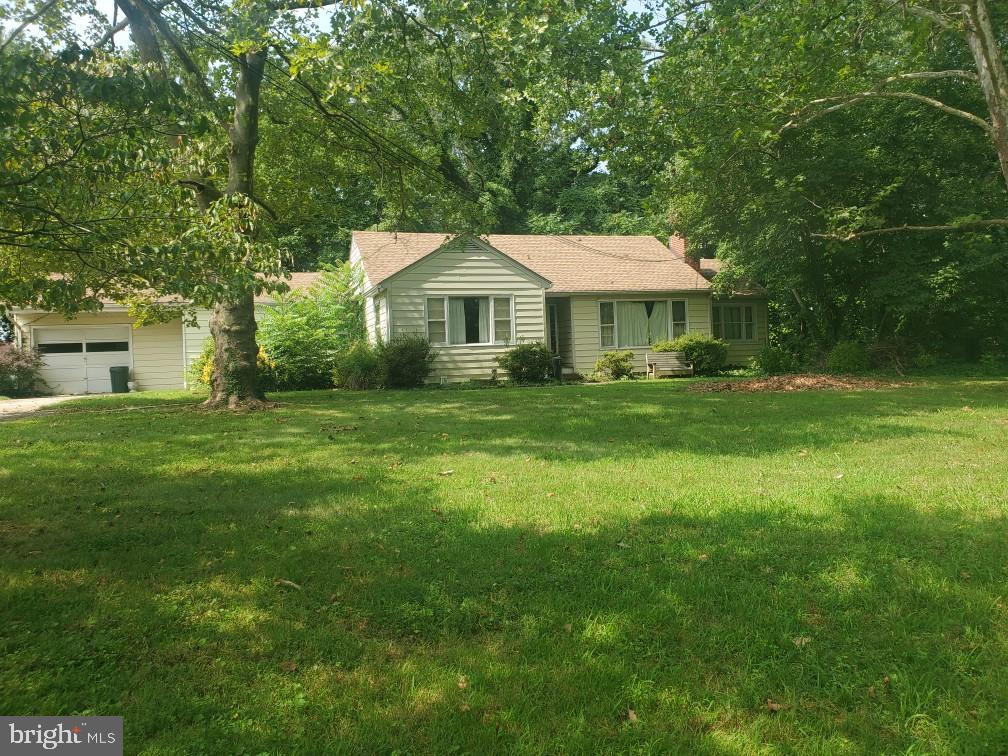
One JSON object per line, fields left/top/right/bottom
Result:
{"left": 207, "top": 289, "right": 265, "bottom": 408}
{"left": 204, "top": 49, "right": 268, "bottom": 409}
{"left": 962, "top": 0, "right": 1008, "bottom": 190}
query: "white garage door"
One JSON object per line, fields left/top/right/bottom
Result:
{"left": 34, "top": 326, "right": 131, "bottom": 395}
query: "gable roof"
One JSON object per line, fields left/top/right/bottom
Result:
{"left": 352, "top": 231, "right": 710, "bottom": 293}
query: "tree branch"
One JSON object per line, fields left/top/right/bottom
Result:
{"left": 781, "top": 89, "right": 991, "bottom": 133}
{"left": 0, "top": 0, "right": 60, "bottom": 53}
{"left": 814, "top": 218, "right": 1008, "bottom": 240}
{"left": 904, "top": 3, "right": 956, "bottom": 29}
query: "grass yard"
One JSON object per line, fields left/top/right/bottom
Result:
{"left": 1, "top": 378, "right": 1007, "bottom": 754}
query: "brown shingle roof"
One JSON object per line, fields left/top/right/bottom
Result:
{"left": 352, "top": 232, "right": 709, "bottom": 293}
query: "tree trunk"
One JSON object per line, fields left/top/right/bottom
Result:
{"left": 962, "top": 0, "right": 1008, "bottom": 190}
{"left": 206, "top": 289, "right": 265, "bottom": 408}
{"left": 203, "top": 49, "right": 269, "bottom": 409}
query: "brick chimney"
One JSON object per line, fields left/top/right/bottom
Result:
{"left": 669, "top": 235, "right": 700, "bottom": 272}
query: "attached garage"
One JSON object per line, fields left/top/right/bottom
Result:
{"left": 33, "top": 325, "right": 132, "bottom": 394}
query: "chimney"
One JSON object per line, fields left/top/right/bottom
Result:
{"left": 669, "top": 235, "right": 700, "bottom": 272}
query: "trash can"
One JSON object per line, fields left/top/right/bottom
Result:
{"left": 109, "top": 366, "right": 130, "bottom": 393}
{"left": 552, "top": 355, "right": 563, "bottom": 380}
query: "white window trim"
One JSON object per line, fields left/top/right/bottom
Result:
{"left": 712, "top": 303, "right": 757, "bottom": 342}
{"left": 598, "top": 298, "right": 689, "bottom": 349}
{"left": 425, "top": 294, "right": 515, "bottom": 348}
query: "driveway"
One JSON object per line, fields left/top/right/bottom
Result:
{"left": 0, "top": 395, "right": 98, "bottom": 421}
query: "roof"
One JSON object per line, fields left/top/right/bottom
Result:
{"left": 254, "top": 272, "right": 322, "bottom": 303}
{"left": 352, "top": 232, "right": 710, "bottom": 293}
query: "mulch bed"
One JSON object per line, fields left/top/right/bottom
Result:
{"left": 691, "top": 374, "right": 911, "bottom": 393}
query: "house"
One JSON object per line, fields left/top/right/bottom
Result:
{"left": 6, "top": 232, "right": 767, "bottom": 393}
{"left": 350, "top": 232, "right": 768, "bottom": 380}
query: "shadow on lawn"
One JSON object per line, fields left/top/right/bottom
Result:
{"left": 2, "top": 449, "right": 1006, "bottom": 752}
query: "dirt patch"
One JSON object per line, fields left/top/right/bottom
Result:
{"left": 691, "top": 374, "right": 911, "bottom": 393}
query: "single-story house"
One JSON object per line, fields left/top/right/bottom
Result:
{"left": 351, "top": 231, "right": 767, "bottom": 381}
{"left": 7, "top": 232, "right": 767, "bottom": 393}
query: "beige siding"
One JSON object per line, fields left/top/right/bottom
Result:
{"left": 714, "top": 298, "right": 769, "bottom": 366}
{"left": 15, "top": 311, "right": 185, "bottom": 390}
{"left": 384, "top": 241, "right": 547, "bottom": 381}
{"left": 364, "top": 292, "right": 386, "bottom": 343}
{"left": 570, "top": 293, "right": 712, "bottom": 375}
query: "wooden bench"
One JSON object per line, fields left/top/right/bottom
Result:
{"left": 646, "top": 351, "right": 693, "bottom": 378}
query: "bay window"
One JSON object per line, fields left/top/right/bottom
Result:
{"left": 426, "top": 295, "right": 513, "bottom": 345}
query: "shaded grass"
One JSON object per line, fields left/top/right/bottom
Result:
{"left": 1, "top": 378, "right": 1007, "bottom": 753}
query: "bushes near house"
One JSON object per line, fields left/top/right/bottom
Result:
{"left": 825, "top": 341, "right": 870, "bottom": 374}
{"left": 653, "top": 333, "right": 727, "bottom": 376}
{"left": 333, "top": 342, "right": 385, "bottom": 390}
{"left": 257, "top": 264, "right": 365, "bottom": 390}
{"left": 592, "top": 350, "right": 635, "bottom": 381}
{"left": 0, "top": 343, "right": 46, "bottom": 397}
{"left": 497, "top": 342, "right": 555, "bottom": 384}
{"left": 333, "top": 335, "right": 437, "bottom": 390}
{"left": 751, "top": 345, "right": 800, "bottom": 375}
{"left": 378, "top": 335, "right": 437, "bottom": 388}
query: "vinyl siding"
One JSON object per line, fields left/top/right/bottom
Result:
{"left": 383, "top": 241, "right": 547, "bottom": 381}
{"left": 15, "top": 311, "right": 185, "bottom": 390}
{"left": 713, "top": 298, "right": 769, "bottom": 366}
{"left": 570, "top": 293, "right": 712, "bottom": 375}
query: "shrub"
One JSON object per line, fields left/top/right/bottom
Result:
{"left": 751, "top": 345, "right": 800, "bottom": 376}
{"left": 186, "top": 338, "right": 277, "bottom": 391}
{"left": 825, "top": 341, "right": 870, "bottom": 374}
{"left": 257, "top": 263, "right": 365, "bottom": 390}
{"left": 593, "top": 350, "right": 635, "bottom": 381}
{"left": 377, "top": 334, "right": 436, "bottom": 388}
{"left": 0, "top": 343, "right": 46, "bottom": 397}
{"left": 333, "top": 341, "right": 384, "bottom": 390}
{"left": 654, "top": 333, "right": 727, "bottom": 376}
{"left": 497, "top": 342, "right": 554, "bottom": 384}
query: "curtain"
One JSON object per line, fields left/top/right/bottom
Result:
{"left": 478, "top": 297, "right": 490, "bottom": 343}
{"left": 647, "top": 301, "right": 668, "bottom": 344}
{"left": 616, "top": 301, "right": 649, "bottom": 347}
{"left": 449, "top": 298, "right": 466, "bottom": 344}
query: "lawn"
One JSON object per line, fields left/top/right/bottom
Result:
{"left": 1, "top": 378, "right": 1006, "bottom": 754}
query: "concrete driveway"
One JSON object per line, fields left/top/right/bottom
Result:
{"left": 0, "top": 395, "right": 99, "bottom": 421}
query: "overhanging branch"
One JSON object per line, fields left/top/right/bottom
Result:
{"left": 814, "top": 218, "right": 1008, "bottom": 240}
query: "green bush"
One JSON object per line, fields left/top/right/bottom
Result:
{"left": 333, "top": 341, "right": 384, "bottom": 390}
{"left": 593, "top": 350, "right": 635, "bottom": 381}
{"left": 654, "top": 333, "right": 727, "bottom": 376}
{"left": 257, "top": 263, "right": 364, "bottom": 390}
{"left": 825, "top": 341, "right": 870, "bottom": 374}
{"left": 751, "top": 345, "right": 800, "bottom": 375}
{"left": 377, "top": 335, "right": 436, "bottom": 388}
{"left": 497, "top": 342, "right": 554, "bottom": 384}
{"left": 186, "top": 337, "right": 278, "bottom": 392}
{"left": 0, "top": 343, "right": 46, "bottom": 397}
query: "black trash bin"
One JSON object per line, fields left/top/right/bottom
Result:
{"left": 109, "top": 366, "right": 130, "bottom": 393}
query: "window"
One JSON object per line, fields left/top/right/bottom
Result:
{"left": 426, "top": 295, "right": 512, "bottom": 345}
{"left": 599, "top": 302, "right": 615, "bottom": 347}
{"left": 426, "top": 297, "right": 447, "bottom": 344}
{"left": 37, "top": 342, "right": 83, "bottom": 354}
{"left": 86, "top": 341, "right": 129, "bottom": 352}
{"left": 599, "top": 300, "right": 687, "bottom": 348}
{"left": 712, "top": 304, "right": 754, "bottom": 341}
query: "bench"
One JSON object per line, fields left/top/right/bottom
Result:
{"left": 646, "top": 351, "right": 693, "bottom": 378}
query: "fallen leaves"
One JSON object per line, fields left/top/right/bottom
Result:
{"left": 273, "top": 578, "right": 302, "bottom": 591}
{"left": 279, "top": 660, "right": 298, "bottom": 672}
{"left": 438, "top": 469, "right": 455, "bottom": 477}
{"left": 766, "top": 698, "right": 789, "bottom": 713}
{"left": 691, "top": 375, "right": 910, "bottom": 393}
{"left": 457, "top": 676, "right": 468, "bottom": 690}
{"left": 626, "top": 709, "right": 639, "bottom": 724}
{"left": 792, "top": 636, "right": 811, "bottom": 648}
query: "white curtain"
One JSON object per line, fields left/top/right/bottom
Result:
{"left": 449, "top": 298, "right": 466, "bottom": 344}
{"left": 478, "top": 297, "right": 490, "bottom": 343}
{"left": 647, "top": 301, "right": 668, "bottom": 344}
{"left": 617, "top": 302, "right": 649, "bottom": 347}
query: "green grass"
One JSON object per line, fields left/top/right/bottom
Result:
{"left": 1, "top": 378, "right": 1007, "bottom": 754}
